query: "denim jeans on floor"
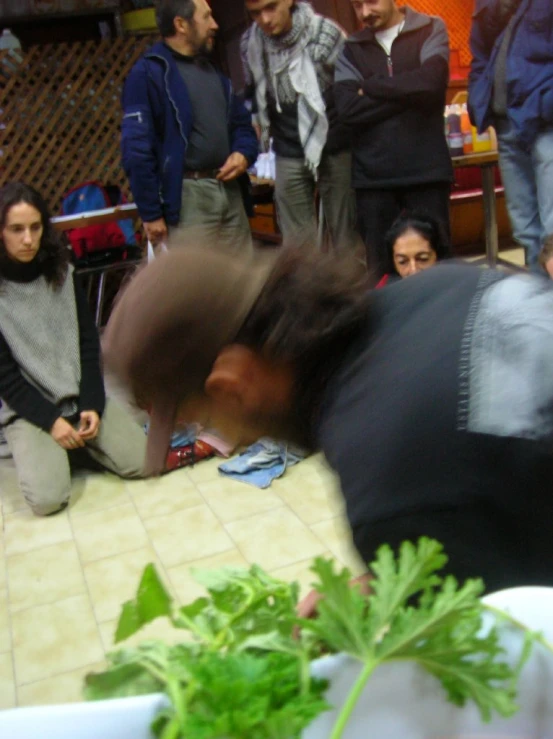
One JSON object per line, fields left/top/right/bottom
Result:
{"left": 496, "top": 119, "right": 553, "bottom": 270}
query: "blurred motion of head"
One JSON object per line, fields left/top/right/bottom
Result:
{"left": 385, "top": 211, "right": 448, "bottom": 278}
{"left": 104, "top": 246, "right": 370, "bottom": 472}
{"left": 156, "top": 0, "right": 218, "bottom": 55}
{"left": 245, "top": 0, "right": 295, "bottom": 38}
{"left": 350, "top": 0, "right": 403, "bottom": 31}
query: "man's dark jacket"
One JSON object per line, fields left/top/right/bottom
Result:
{"left": 121, "top": 42, "right": 259, "bottom": 226}
{"left": 316, "top": 264, "right": 553, "bottom": 592}
{"left": 334, "top": 7, "right": 452, "bottom": 189}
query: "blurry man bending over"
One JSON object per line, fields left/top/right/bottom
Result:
{"left": 104, "top": 247, "right": 553, "bottom": 594}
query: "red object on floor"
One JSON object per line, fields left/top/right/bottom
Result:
{"left": 165, "top": 439, "right": 215, "bottom": 471}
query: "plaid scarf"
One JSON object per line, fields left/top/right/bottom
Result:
{"left": 244, "top": 2, "right": 344, "bottom": 175}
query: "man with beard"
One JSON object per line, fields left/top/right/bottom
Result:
{"left": 104, "top": 246, "right": 553, "bottom": 595}
{"left": 334, "top": 0, "right": 453, "bottom": 279}
{"left": 121, "top": 0, "right": 258, "bottom": 253}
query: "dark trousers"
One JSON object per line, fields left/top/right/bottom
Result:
{"left": 356, "top": 182, "right": 452, "bottom": 280}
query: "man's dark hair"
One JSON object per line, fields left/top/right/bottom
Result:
{"left": 0, "top": 181, "right": 69, "bottom": 288}
{"left": 238, "top": 248, "right": 370, "bottom": 363}
{"left": 236, "top": 248, "right": 370, "bottom": 438}
{"left": 156, "top": 0, "right": 196, "bottom": 38}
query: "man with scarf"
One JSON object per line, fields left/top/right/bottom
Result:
{"left": 241, "top": 0, "right": 359, "bottom": 253}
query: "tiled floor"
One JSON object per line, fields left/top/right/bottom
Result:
{"left": 0, "top": 451, "right": 363, "bottom": 710}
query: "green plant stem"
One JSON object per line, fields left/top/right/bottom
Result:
{"left": 299, "top": 651, "right": 311, "bottom": 696}
{"left": 330, "top": 657, "right": 378, "bottom": 739}
{"left": 166, "top": 676, "right": 187, "bottom": 731}
{"left": 159, "top": 715, "right": 181, "bottom": 739}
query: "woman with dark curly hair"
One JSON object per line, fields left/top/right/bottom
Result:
{"left": 0, "top": 182, "right": 148, "bottom": 515}
{"left": 376, "top": 211, "right": 449, "bottom": 288}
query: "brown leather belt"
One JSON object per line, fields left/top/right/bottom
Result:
{"left": 183, "top": 169, "right": 220, "bottom": 180}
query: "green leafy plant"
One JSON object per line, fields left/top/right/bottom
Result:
{"left": 85, "top": 538, "right": 536, "bottom": 738}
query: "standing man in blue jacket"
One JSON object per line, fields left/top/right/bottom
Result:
{"left": 469, "top": 0, "right": 553, "bottom": 271}
{"left": 121, "top": 0, "right": 259, "bottom": 253}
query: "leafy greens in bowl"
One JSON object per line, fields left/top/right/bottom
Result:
{"left": 85, "top": 538, "right": 538, "bottom": 739}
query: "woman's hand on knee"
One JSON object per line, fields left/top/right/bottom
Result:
{"left": 50, "top": 417, "right": 85, "bottom": 449}
{"left": 78, "top": 410, "right": 100, "bottom": 441}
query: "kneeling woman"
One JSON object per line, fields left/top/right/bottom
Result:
{"left": 0, "top": 182, "right": 148, "bottom": 515}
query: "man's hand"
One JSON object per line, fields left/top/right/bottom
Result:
{"left": 143, "top": 218, "right": 168, "bottom": 246}
{"left": 50, "top": 417, "right": 85, "bottom": 450}
{"left": 297, "top": 572, "right": 372, "bottom": 620}
{"left": 297, "top": 588, "right": 322, "bottom": 620}
{"left": 217, "top": 152, "right": 248, "bottom": 182}
{"left": 78, "top": 410, "right": 101, "bottom": 441}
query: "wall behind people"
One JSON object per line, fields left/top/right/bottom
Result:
{"left": 393, "top": 0, "right": 473, "bottom": 78}
{"left": 0, "top": 35, "right": 155, "bottom": 213}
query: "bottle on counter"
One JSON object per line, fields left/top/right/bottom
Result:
{"left": 446, "top": 104, "right": 464, "bottom": 157}
{"left": 460, "top": 104, "right": 474, "bottom": 155}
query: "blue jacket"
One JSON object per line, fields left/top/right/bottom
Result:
{"left": 468, "top": 0, "right": 553, "bottom": 148}
{"left": 121, "top": 42, "right": 259, "bottom": 226}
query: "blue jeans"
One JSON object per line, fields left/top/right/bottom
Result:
{"left": 496, "top": 119, "right": 553, "bottom": 271}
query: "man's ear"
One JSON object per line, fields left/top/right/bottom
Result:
{"left": 173, "top": 16, "right": 188, "bottom": 36}
{"left": 204, "top": 345, "right": 257, "bottom": 411}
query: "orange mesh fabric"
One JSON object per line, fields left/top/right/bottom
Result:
{"left": 408, "top": 0, "right": 473, "bottom": 68}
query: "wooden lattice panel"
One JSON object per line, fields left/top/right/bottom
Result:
{"left": 409, "top": 0, "right": 473, "bottom": 68}
{"left": 0, "top": 36, "right": 156, "bottom": 214}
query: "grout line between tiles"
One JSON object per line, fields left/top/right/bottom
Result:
{"left": 15, "top": 659, "right": 105, "bottom": 690}
{"left": 122, "top": 481, "right": 178, "bottom": 598}
{"left": 130, "top": 490, "right": 214, "bottom": 594}
{"left": 68, "top": 491, "right": 133, "bottom": 522}
{"left": 220, "top": 503, "right": 320, "bottom": 570}
{"left": 184, "top": 476, "right": 256, "bottom": 566}
{"left": 1, "top": 508, "right": 16, "bottom": 705}
{"left": 8, "top": 584, "right": 90, "bottom": 619}
{"left": 65, "top": 506, "right": 109, "bottom": 686}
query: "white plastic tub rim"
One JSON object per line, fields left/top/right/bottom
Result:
{"left": 1, "top": 586, "right": 552, "bottom": 739}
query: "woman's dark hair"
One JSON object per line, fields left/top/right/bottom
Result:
{"left": 538, "top": 234, "right": 553, "bottom": 272}
{"left": 384, "top": 211, "right": 450, "bottom": 275}
{"left": 156, "top": 0, "right": 196, "bottom": 37}
{"left": 0, "top": 181, "right": 69, "bottom": 287}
